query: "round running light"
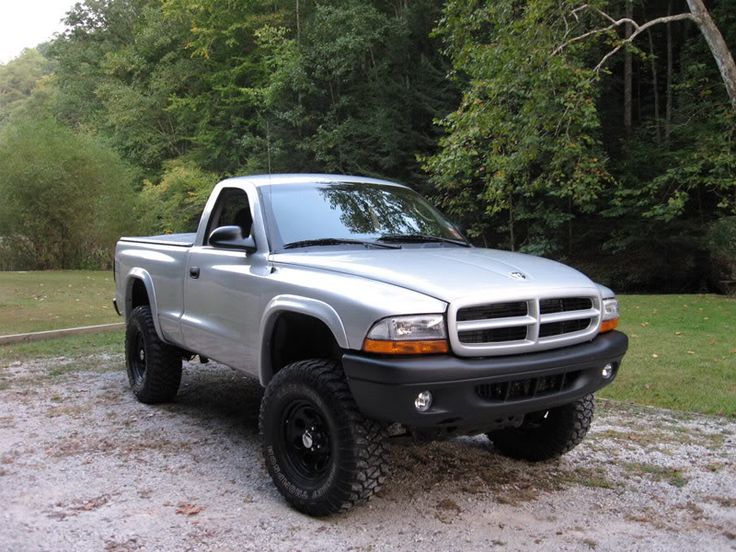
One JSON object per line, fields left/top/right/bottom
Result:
{"left": 602, "top": 363, "right": 614, "bottom": 379}
{"left": 414, "top": 390, "right": 433, "bottom": 412}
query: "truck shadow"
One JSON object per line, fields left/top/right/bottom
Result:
{"left": 151, "top": 361, "right": 606, "bottom": 509}
{"left": 163, "top": 360, "right": 264, "bottom": 435}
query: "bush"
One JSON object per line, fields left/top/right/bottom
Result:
{"left": 0, "top": 116, "right": 139, "bottom": 269}
{"left": 139, "top": 159, "right": 217, "bottom": 234}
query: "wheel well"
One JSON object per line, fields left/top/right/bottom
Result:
{"left": 270, "top": 312, "right": 341, "bottom": 378}
{"left": 130, "top": 279, "right": 150, "bottom": 310}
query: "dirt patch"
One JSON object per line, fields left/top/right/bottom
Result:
{"left": 0, "top": 355, "right": 734, "bottom": 551}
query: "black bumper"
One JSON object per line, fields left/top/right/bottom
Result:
{"left": 342, "top": 331, "right": 628, "bottom": 432}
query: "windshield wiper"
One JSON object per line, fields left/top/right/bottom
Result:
{"left": 282, "top": 238, "right": 400, "bottom": 250}
{"left": 378, "top": 233, "right": 471, "bottom": 247}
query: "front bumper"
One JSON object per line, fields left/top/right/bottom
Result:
{"left": 342, "top": 331, "right": 628, "bottom": 433}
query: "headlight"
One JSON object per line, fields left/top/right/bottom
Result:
{"left": 600, "top": 298, "right": 619, "bottom": 333}
{"left": 363, "top": 314, "right": 449, "bottom": 354}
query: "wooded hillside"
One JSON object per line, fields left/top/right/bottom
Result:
{"left": 1, "top": 0, "right": 734, "bottom": 292}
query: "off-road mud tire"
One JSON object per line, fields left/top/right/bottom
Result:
{"left": 487, "top": 394, "right": 595, "bottom": 461}
{"left": 125, "top": 306, "right": 182, "bottom": 404}
{"left": 260, "top": 358, "right": 389, "bottom": 516}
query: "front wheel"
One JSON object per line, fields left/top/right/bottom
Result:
{"left": 487, "top": 394, "right": 595, "bottom": 461}
{"left": 259, "top": 359, "right": 388, "bottom": 516}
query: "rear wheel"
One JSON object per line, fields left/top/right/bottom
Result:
{"left": 487, "top": 394, "right": 594, "bottom": 461}
{"left": 125, "top": 306, "right": 182, "bottom": 404}
{"left": 260, "top": 359, "right": 388, "bottom": 516}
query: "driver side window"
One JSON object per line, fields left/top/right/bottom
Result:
{"left": 206, "top": 188, "right": 252, "bottom": 245}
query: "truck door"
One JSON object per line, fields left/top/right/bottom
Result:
{"left": 181, "top": 187, "right": 260, "bottom": 369}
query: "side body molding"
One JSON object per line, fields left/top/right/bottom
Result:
{"left": 124, "top": 268, "right": 165, "bottom": 341}
{"left": 259, "top": 295, "right": 349, "bottom": 385}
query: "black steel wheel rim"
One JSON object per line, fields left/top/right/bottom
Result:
{"left": 130, "top": 331, "right": 146, "bottom": 383}
{"left": 279, "top": 399, "right": 332, "bottom": 487}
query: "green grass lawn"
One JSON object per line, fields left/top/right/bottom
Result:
{"left": 601, "top": 294, "right": 736, "bottom": 417}
{"left": 0, "top": 331, "right": 123, "bottom": 366}
{"left": 0, "top": 270, "right": 119, "bottom": 334}
{"left": 0, "top": 271, "right": 734, "bottom": 416}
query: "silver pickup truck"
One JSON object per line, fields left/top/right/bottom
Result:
{"left": 114, "top": 173, "right": 628, "bottom": 516}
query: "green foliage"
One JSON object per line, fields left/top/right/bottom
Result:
{"left": 0, "top": 0, "right": 734, "bottom": 287}
{"left": 426, "top": 0, "right": 611, "bottom": 253}
{"left": 592, "top": 1, "right": 736, "bottom": 291}
{"left": 0, "top": 116, "right": 139, "bottom": 269}
{"left": 50, "top": 0, "right": 196, "bottom": 175}
{"left": 140, "top": 158, "right": 217, "bottom": 233}
{"left": 0, "top": 49, "right": 55, "bottom": 124}
{"left": 160, "top": 0, "right": 456, "bottom": 180}
{"left": 427, "top": 0, "right": 736, "bottom": 289}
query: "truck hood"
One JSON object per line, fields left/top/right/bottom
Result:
{"left": 271, "top": 247, "right": 598, "bottom": 303}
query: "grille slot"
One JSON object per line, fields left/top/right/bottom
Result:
{"left": 539, "top": 318, "right": 591, "bottom": 338}
{"left": 457, "top": 301, "right": 527, "bottom": 322}
{"left": 459, "top": 326, "right": 527, "bottom": 344}
{"left": 475, "top": 371, "right": 581, "bottom": 402}
{"left": 540, "top": 297, "right": 592, "bottom": 314}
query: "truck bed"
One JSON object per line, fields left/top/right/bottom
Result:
{"left": 118, "top": 233, "right": 196, "bottom": 247}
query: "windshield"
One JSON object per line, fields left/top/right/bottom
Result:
{"left": 260, "top": 182, "right": 465, "bottom": 250}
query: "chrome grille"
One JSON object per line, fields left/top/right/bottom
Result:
{"left": 449, "top": 293, "right": 601, "bottom": 357}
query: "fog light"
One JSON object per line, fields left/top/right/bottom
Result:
{"left": 602, "top": 363, "right": 614, "bottom": 379}
{"left": 414, "top": 391, "right": 433, "bottom": 412}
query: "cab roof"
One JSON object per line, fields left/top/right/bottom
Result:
{"left": 218, "top": 173, "right": 408, "bottom": 188}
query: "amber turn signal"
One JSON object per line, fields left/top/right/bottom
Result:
{"left": 599, "top": 318, "right": 619, "bottom": 333}
{"left": 363, "top": 339, "right": 449, "bottom": 355}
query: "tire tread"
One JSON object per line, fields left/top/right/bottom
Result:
{"left": 488, "top": 394, "right": 595, "bottom": 462}
{"left": 260, "top": 359, "right": 388, "bottom": 516}
{"left": 125, "top": 306, "right": 182, "bottom": 404}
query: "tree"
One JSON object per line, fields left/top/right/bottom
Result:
{"left": 139, "top": 158, "right": 217, "bottom": 233}
{"left": 556, "top": 0, "right": 736, "bottom": 107}
{"left": 0, "top": 49, "right": 54, "bottom": 124}
{"left": 426, "top": 0, "right": 610, "bottom": 254}
{"left": 49, "top": 0, "right": 197, "bottom": 176}
{"left": 0, "top": 117, "right": 139, "bottom": 269}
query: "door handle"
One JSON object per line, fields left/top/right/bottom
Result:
{"left": 189, "top": 266, "right": 200, "bottom": 279}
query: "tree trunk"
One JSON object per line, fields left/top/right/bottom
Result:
{"left": 666, "top": 1, "right": 674, "bottom": 143}
{"left": 641, "top": 0, "right": 661, "bottom": 142}
{"left": 295, "top": 0, "right": 300, "bottom": 43}
{"left": 624, "top": 1, "right": 633, "bottom": 133}
{"left": 647, "top": 28, "right": 661, "bottom": 142}
{"left": 686, "top": 0, "right": 736, "bottom": 108}
{"left": 508, "top": 194, "right": 515, "bottom": 252}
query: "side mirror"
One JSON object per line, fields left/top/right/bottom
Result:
{"left": 208, "top": 225, "right": 257, "bottom": 253}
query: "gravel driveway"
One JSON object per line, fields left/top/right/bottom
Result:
{"left": 0, "top": 354, "right": 734, "bottom": 551}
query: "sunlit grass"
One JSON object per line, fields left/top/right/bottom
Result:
{"left": 0, "top": 270, "right": 119, "bottom": 334}
{"left": 601, "top": 294, "right": 736, "bottom": 416}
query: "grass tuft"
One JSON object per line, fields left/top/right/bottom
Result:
{"left": 623, "top": 462, "right": 689, "bottom": 488}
